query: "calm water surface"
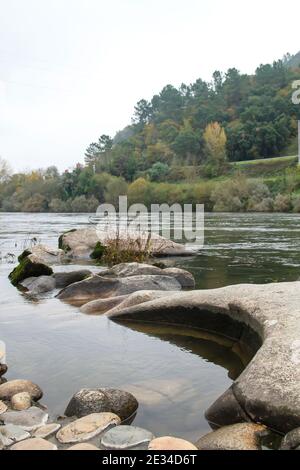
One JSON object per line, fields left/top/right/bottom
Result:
{"left": 0, "top": 212, "right": 299, "bottom": 441}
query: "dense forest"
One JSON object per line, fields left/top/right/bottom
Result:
{"left": 1, "top": 53, "right": 300, "bottom": 213}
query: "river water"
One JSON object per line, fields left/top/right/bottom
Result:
{"left": 0, "top": 212, "right": 299, "bottom": 442}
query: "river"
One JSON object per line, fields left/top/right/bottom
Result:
{"left": 0, "top": 212, "right": 299, "bottom": 442}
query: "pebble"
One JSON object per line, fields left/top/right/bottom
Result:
{"left": 56, "top": 412, "right": 120, "bottom": 444}
{"left": 11, "top": 392, "right": 31, "bottom": 411}
{"left": 33, "top": 423, "right": 61, "bottom": 439}
{"left": 10, "top": 437, "right": 57, "bottom": 450}
{"left": 0, "top": 424, "right": 30, "bottom": 446}
{"left": 67, "top": 443, "right": 100, "bottom": 450}
{"left": 0, "top": 379, "right": 43, "bottom": 401}
{"left": 100, "top": 425, "right": 154, "bottom": 450}
{"left": 148, "top": 436, "right": 197, "bottom": 450}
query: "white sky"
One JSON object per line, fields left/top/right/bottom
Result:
{"left": 0, "top": 0, "right": 299, "bottom": 172}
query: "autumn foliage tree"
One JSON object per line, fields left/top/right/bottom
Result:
{"left": 203, "top": 122, "right": 229, "bottom": 176}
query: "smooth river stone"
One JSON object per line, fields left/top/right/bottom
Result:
{"left": 0, "top": 406, "right": 48, "bottom": 431}
{"left": 67, "top": 443, "right": 100, "bottom": 450}
{"left": 33, "top": 423, "right": 61, "bottom": 439}
{"left": 148, "top": 436, "right": 197, "bottom": 450}
{"left": 196, "top": 423, "right": 266, "bottom": 450}
{"left": 11, "top": 392, "right": 32, "bottom": 411}
{"left": 0, "top": 379, "right": 43, "bottom": 401}
{"left": 0, "top": 424, "right": 30, "bottom": 446}
{"left": 0, "top": 400, "right": 7, "bottom": 414}
{"left": 100, "top": 425, "right": 154, "bottom": 450}
{"left": 10, "top": 437, "right": 57, "bottom": 451}
{"left": 56, "top": 413, "right": 120, "bottom": 444}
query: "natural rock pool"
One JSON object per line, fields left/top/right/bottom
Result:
{"left": 1, "top": 212, "right": 300, "bottom": 442}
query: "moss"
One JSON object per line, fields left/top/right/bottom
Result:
{"left": 9, "top": 257, "right": 53, "bottom": 286}
{"left": 18, "top": 249, "right": 32, "bottom": 263}
{"left": 90, "top": 241, "right": 106, "bottom": 260}
{"left": 58, "top": 229, "right": 76, "bottom": 251}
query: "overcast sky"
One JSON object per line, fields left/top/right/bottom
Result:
{"left": 0, "top": 0, "right": 299, "bottom": 172}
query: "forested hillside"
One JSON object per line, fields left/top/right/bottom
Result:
{"left": 1, "top": 53, "right": 300, "bottom": 213}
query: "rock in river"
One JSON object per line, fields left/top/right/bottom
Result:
{"left": 53, "top": 270, "right": 92, "bottom": 288}
{"left": 0, "top": 379, "right": 43, "bottom": 401}
{"left": 280, "top": 427, "right": 300, "bottom": 450}
{"left": 0, "top": 424, "right": 30, "bottom": 447}
{"left": 67, "top": 443, "right": 99, "bottom": 450}
{"left": 0, "top": 400, "right": 8, "bottom": 415}
{"left": 57, "top": 274, "right": 181, "bottom": 305}
{"left": 196, "top": 423, "right": 266, "bottom": 450}
{"left": 65, "top": 388, "right": 138, "bottom": 422}
{"left": 56, "top": 413, "right": 120, "bottom": 444}
{"left": 100, "top": 425, "right": 154, "bottom": 450}
{"left": 33, "top": 423, "right": 61, "bottom": 439}
{"left": 20, "top": 276, "right": 56, "bottom": 294}
{"left": 8, "top": 254, "right": 53, "bottom": 286}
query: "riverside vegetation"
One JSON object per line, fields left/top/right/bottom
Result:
{"left": 1, "top": 52, "right": 300, "bottom": 213}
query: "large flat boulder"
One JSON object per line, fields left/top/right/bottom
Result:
{"left": 196, "top": 423, "right": 266, "bottom": 450}
{"left": 57, "top": 274, "right": 181, "bottom": 306}
{"left": 59, "top": 227, "right": 195, "bottom": 259}
{"left": 108, "top": 281, "right": 300, "bottom": 434}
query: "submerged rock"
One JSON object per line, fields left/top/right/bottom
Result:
{"left": 10, "top": 437, "right": 57, "bottom": 450}
{"left": 20, "top": 276, "right": 56, "bottom": 294}
{"left": 56, "top": 412, "right": 120, "bottom": 444}
{"left": 0, "top": 380, "right": 43, "bottom": 401}
{"left": 148, "top": 436, "right": 197, "bottom": 450}
{"left": 57, "top": 275, "right": 181, "bottom": 305}
{"left": 196, "top": 423, "right": 266, "bottom": 450}
{"left": 80, "top": 295, "right": 129, "bottom": 315}
{"left": 0, "top": 406, "right": 48, "bottom": 431}
{"left": 100, "top": 425, "right": 154, "bottom": 450}
{"left": 11, "top": 392, "right": 32, "bottom": 411}
{"left": 65, "top": 388, "right": 138, "bottom": 422}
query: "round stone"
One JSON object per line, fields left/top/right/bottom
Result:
{"left": 11, "top": 392, "right": 31, "bottom": 411}
{"left": 10, "top": 438, "right": 57, "bottom": 450}
{"left": 0, "top": 400, "right": 7, "bottom": 415}
{"left": 100, "top": 425, "right": 155, "bottom": 450}
{"left": 56, "top": 412, "right": 120, "bottom": 444}
{"left": 148, "top": 436, "right": 197, "bottom": 450}
{"left": 68, "top": 443, "right": 99, "bottom": 450}
{"left": 33, "top": 423, "right": 61, "bottom": 439}
{"left": 0, "top": 380, "right": 43, "bottom": 401}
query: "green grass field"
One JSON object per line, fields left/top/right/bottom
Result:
{"left": 232, "top": 155, "right": 298, "bottom": 177}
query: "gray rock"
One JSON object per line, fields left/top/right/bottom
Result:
{"left": 100, "top": 425, "right": 154, "bottom": 450}
{"left": 105, "top": 290, "right": 173, "bottom": 317}
{"left": 0, "top": 400, "right": 7, "bottom": 414}
{"left": 10, "top": 437, "right": 57, "bottom": 450}
{"left": 11, "top": 392, "right": 32, "bottom": 411}
{"left": 29, "top": 245, "right": 65, "bottom": 264}
{"left": 53, "top": 270, "right": 92, "bottom": 288}
{"left": 101, "top": 262, "right": 195, "bottom": 288}
{"left": 1, "top": 406, "right": 48, "bottom": 431}
{"left": 0, "top": 424, "right": 30, "bottom": 446}
{"left": 108, "top": 281, "right": 300, "bottom": 434}
{"left": 59, "top": 227, "right": 195, "bottom": 259}
{"left": 20, "top": 276, "right": 56, "bottom": 294}
{"left": 57, "top": 275, "right": 181, "bottom": 306}
{"left": 65, "top": 388, "right": 138, "bottom": 422}
{"left": 0, "top": 379, "right": 43, "bottom": 401}
{"left": 0, "top": 364, "right": 7, "bottom": 378}
{"left": 280, "top": 427, "right": 300, "bottom": 450}
{"left": 56, "top": 413, "right": 120, "bottom": 443}
{"left": 196, "top": 423, "right": 266, "bottom": 450}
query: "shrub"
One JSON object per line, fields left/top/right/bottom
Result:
{"left": 273, "top": 194, "right": 292, "bottom": 212}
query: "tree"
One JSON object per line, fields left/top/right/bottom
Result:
{"left": 203, "top": 122, "right": 228, "bottom": 176}
{"left": 0, "top": 157, "right": 12, "bottom": 183}
{"left": 148, "top": 162, "right": 170, "bottom": 182}
{"left": 85, "top": 135, "right": 113, "bottom": 167}
{"left": 132, "top": 99, "right": 152, "bottom": 125}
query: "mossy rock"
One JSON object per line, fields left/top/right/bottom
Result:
{"left": 18, "top": 249, "right": 32, "bottom": 263}
{"left": 90, "top": 242, "right": 106, "bottom": 260}
{"left": 9, "top": 257, "right": 53, "bottom": 286}
{"left": 58, "top": 229, "right": 76, "bottom": 251}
